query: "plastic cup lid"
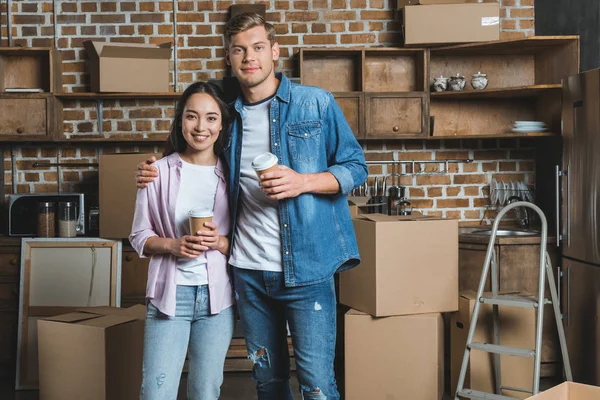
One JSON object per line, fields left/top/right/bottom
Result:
{"left": 188, "top": 207, "right": 213, "bottom": 218}
{"left": 252, "top": 152, "right": 278, "bottom": 171}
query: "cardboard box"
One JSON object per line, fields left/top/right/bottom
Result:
{"left": 83, "top": 40, "right": 172, "bottom": 93}
{"left": 347, "top": 196, "right": 372, "bottom": 218}
{"left": 526, "top": 382, "right": 600, "bottom": 399}
{"left": 38, "top": 305, "right": 146, "bottom": 400}
{"left": 345, "top": 309, "right": 444, "bottom": 400}
{"left": 340, "top": 214, "right": 458, "bottom": 317}
{"left": 99, "top": 153, "right": 162, "bottom": 238}
{"left": 451, "top": 291, "right": 536, "bottom": 398}
{"left": 403, "top": 3, "right": 500, "bottom": 46}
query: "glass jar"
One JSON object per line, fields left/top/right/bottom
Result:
{"left": 397, "top": 198, "right": 412, "bottom": 216}
{"left": 58, "top": 202, "right": 77, "bottom": 238}
{"left": 38, "top": 202, "right": 55, "bottom": 238}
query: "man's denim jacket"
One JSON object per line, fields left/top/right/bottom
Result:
{"left": 224, "top": 72, "right": 368, "bottom": 287}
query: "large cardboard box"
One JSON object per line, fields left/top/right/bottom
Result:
{"left": 38, "top": 305, "right": 146, "bottom": 400}
{"left": 451, "top": 291, "right": 536, "bottom": 398}
{"left": 83, "top": 40, "right": 172, "bottom": 93}
{"left": 526, "top": 382, "right": 600, "bottom": 399}
{"left": 403, "top": 3, "right": 500, "bottom": 46}
{"left": 345, "top": 309, "right": 444, "bottom": 400}
{"left": 340, "top": 214, "right": 458, "bottom": 317}
{"left": 99, "top": 153, "right": 162, "bottom": 238}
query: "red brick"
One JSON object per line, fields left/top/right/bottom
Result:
{"left": 464, "top": 186, "right": 480, "bottom": 196}
{"left": 351, "top": 0, "right": 367, "bottom": 7}
{"left": 196, "top": 1, "right": 214, "bottom": 10}
{"left": 292, "top": 24, "right": 308, "bottom": 33}
{"left": 473, "top": 151, "right": 509, "bottom": 160}
{"left": 136, "top": 121, "right": 152, "bottom": 131}
{"left": 188, "top": 36, "right": 223, "bottom": 46}
{"left": 216, "top": 1, "right": 233, "bottom": 10}
{"left": 61, "top": 26, "right": 76, "bottom": 35}
{"left": 275, "top": 1, "right": 290, "bottom": 10}
{"left": 91, "top": 14, "right": 125, "bottom": 24}
{"left": 330, "top": 23, "right": 345, "bottom": 33}
{"left": 80, "top": 148, "right": 97, "bottom": 157}
{"left": 370, "top": 0, "right": 385, "bottom": 8}
{"left": 453, "top": 174, "right": 487, "bottom": 184}
{"left": 501, "top": 0, "right": 516, "bottom": 6}
{"left": 349, "top": 22, "right": 364, "bottom": 32}
{"left": 179, "top": 60, "right": 203, "bottom": 70}
{"left": 342, "top": 33, "right": 376, "bottom": 44}
{"left": 209, "top": 13, "right": 228, "bottom": 23}
{"left": 446, "top": 211, "right": 461, "bottom": 219}
{"left": 416, "top": 175, "right": 451, "bottom": 185}
{"left": 156, "top": 120, "right": 172, "bottom": 131}
{"left": 140, "top": 2, "right": 156, "bottom": 12}
{"left": 462, "top": 162, "right": 479, "bottom": 173}
{"left": 61, "top": 148, "right": 78, "bottom": 158}
{"left": 99, "top": 26, "right": 116, "bottom": 36}
{"left": 118, "top": 121, "right": 133, "bottom": 131}
{"left": 312, "top": 24, "right": 327, "bottom": 33}
{"left": 427, "top": 187, "right": 443, "bottom": 197}
{"left": 313, "top": 0, "right": 328, "bottom": 7}
{"left": 131, "top": 14, "right": 165, "bottom": 23}
{"left": 43, "top": 172, "right": 58, "bottom": 181}
{"left": 409, "top": 187, "right": 425, "bottom": 197}
{"left": 13, "top": 15, "right": 44, "bottom": 24}
{"left": 303, "top": 35, "right": 337, "bottom": 45}
{"left": 369, "top": 22, "right": 384, "bottom": 31}
{"left": 360, "top": 10, "right": 394, "bottom": 20}
{"left": 138, "top": 25, "right": 154, "bottom": 35}
{"left": 177, "top": 1, "right": 195, "bottom": 11}
{"left": 285, "top": 12, "right": 319, "bottom": 21}
{"left": 502, "top": 19, "right": 516, "bottom": 30}
{"left": 61, "top": 2, "right": 77, "bottom": 12}
{"left": 519, "top": 20, "right": 535, "bottom": 30}
{"left": 521, "top": 0, "right": 534, "bottom": 5}
{"left": 324, "top": 11, "right": 357, "bottom": 20}
{"left": 482, "top": 162, "right": 498, "bottom": 172}
{"left": 63, "top": 62, "right": 85, "bottom": 73}
{"left": 159, "top": 2, "right": 174, "bottom": 11}
{"left": 22, "top": 27, "right": 38, "bottom": 36}
{"left": 77, "top": 122, "right": 94, "bottom": 133}
{"left": 81, "top": 2, "right": 97, "bottom": 12}
{"left": 120, "top": 2, "right": 137, "bottom": 12}
{"left": 277, "top": 36, "right": 299, "bottom": 45}
{"left": 499, "top": 161, "right": 517, "bottom": 171}
{"left": 178, "top": 48, "right": 212, "bottom": 59}
{"left": 293, "top": 1, "right": 309, "bottom": 10}
{"left": 119, "top": 26, "right": 135, "bottom": 35}
{"left": 447, "top": 186, "right": 462, "bottom": 196}
{"left": 412, "top": 199, "right": 434, "bottom": 209}
{"left": 101, "top": 2, "right": 117, "bottom": 12}
{"left": 437, "top": 199, "right": 470, "bottom": 208}
{"left": 81, "top": 26, "right": 97, "bottom": 35}
{"left": 519, "top": 161, "right": 535, "bottom": 172}
{"left": 21, "top": 3, "right": 39, "bottom": 12}
{"left": 509, "top": 7, "right": 534, "bottom": 18}
{"left": 206, "top": 60, "right": 227, "bottom": 70}
{"left": 464, "top": 210, "right": 481, "bottom": 220}
{"left": 63, "top": 110, "right": 85, "bottom": 120}
{"left": 331, "top": 0, "right": 347, "bottom": 8}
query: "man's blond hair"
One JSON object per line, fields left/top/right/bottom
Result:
{"left": 223, "top": 13, "right": 276, "bottom": 48}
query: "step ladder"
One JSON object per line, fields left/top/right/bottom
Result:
{"left": 455, "top": 201, "right": 573, "bottom": 400}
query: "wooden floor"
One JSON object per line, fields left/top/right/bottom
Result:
{"left": 0, "top": 373, "right": 559, "bottom": 400}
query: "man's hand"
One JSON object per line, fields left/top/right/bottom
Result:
{"left": 136, "top": 156, "right": 159, "bottom": 189}
{"left": 169, "top": 235, "right": 208, "bottom": 258}
{"left": 260, "top": 165, "right": 307, "bottom": 200}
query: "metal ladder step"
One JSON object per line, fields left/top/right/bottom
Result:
{"left": 457, "top": 389, "right": 520, "bottom": 400}
{"left": 479, "top": 294, "right": 551, "bottom": 308}
{"left": 469, "top": 342, "right": 536, "bottom": 357}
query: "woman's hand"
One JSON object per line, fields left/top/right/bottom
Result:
{"left": 169, "top": 235, "right": 208, "bottom": 258}
{"left": 194, "top": 222, "right": 229, "bottom": 255}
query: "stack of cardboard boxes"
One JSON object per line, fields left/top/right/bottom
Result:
{"left": 339, "top": 213, "right": 459, "bottom": 399}
{"left": 398, "top": 0, "right": 500, "bottom": 46}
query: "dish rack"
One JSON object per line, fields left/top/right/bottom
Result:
{"left": 488, "top": 178, "right": 534, "bottom": 207}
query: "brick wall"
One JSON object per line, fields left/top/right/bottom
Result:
{"left": 0, "top": 0, "right": 536, "bottom": 223}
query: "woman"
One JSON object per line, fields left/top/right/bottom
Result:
{"left": 130, "top": 82, "right": 234, "bottom": 400}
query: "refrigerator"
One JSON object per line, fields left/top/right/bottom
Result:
{"left": 559, "top": 67, "right": 600, "bottom": 385}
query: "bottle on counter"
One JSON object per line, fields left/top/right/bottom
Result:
{"left": 58, "top": 201, "right": 77, "bottom": 238}
{"left": 38, "top": 202, "right": 56, "bottom": 238}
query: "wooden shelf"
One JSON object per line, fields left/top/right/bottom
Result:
{"left": 430, "top": 84, "right": 562, "bottom": 99}
{"left": 55, "top": 92, "right": 180, "bottom": 100}
{"left": 61, "top": 134, "right": 169, "bottom": 142}
{"left": 431, "top": 35, "right": 580, "bottom": 56}
{"left": 428, "top": 132, "right": 557, "bottom": 140}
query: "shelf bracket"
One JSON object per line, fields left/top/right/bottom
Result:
{"left": 95, "top": 99, "right": 104, "bottom": 136}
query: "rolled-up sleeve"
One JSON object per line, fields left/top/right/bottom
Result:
{"left": 324, "top": 92, "right": 368, "bottom": 195}
{"left": 129, "top": 187, "right": 158, "bottom": 258}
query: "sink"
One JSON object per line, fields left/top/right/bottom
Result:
{"left": 470, "top": 229, "right": 539, "bottom": 237}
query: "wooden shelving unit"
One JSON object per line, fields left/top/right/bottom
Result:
{"left": 299, "top": 36, "right": 579, "bottom": 140}
{"left": 55, "top": 92, "right": 180, "bottom": 100}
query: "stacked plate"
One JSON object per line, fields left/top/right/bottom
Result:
{"left": 511, "top": 121, "right": 548, "bottom": 133}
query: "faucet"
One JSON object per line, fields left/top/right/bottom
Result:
{"left": 507, "top": 196, "right": 530, "bottom": 229}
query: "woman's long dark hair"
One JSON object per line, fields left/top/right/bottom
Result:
{"left": 163, "top": 81, "right": 231, "bottom": 157}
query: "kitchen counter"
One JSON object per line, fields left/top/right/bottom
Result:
{"left": 459, "top": 226, "right": 557, "bottom": 245}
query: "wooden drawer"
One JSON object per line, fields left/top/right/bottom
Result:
{"left": 0, "top": 253, "right": 20, "bottom": 282}
{"left": 0, "top": 311, "right": 17, "bottom": 380}
{"left": 365, "top": 92, "right": 428, "bottom": 138}
{"left": 0, "top": 94, "right": 56, "bottom": 138}
{"left": 121, "top": 250, "right": 149, "bottom": 305}
{"left": 334, "top": 92, "right": 363, "bottom": 139}
{"left": 0, "top": 283, "right": 18, "bottom": 312}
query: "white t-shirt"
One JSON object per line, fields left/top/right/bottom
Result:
{"left": 230, "top": 96, "right": 283, "bottom": 272}
{"left": 175, "top": 158, "right": 219, "bottom": 285}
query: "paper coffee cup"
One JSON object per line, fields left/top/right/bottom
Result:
{"left": 252, "top": 152, "right": 279, "bottom": 179}
{"left": 188, "top": 207, "right": 213, "bottom": 235}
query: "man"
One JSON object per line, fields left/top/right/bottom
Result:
{"left": 136, "top": 13, "right": 367, "bottom": 399}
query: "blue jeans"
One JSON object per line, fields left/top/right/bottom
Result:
{"left": 140, "top": 285, "right": 235, "bottom": 400}
{"left": 233, "top": 268, "right": 338, "bottom": 400}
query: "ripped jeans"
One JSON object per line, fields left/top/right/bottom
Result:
{"left": 140, "top": 285, "right": 235, "bottom": 400}
{"left": 233, "top": 268, "right": 339, "bottom": 400}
